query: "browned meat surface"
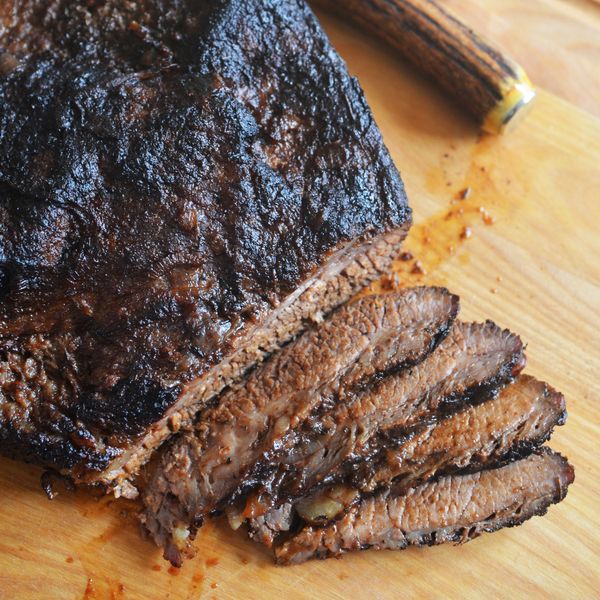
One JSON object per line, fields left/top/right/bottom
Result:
{"left": 352, "top": 374, "right": 566, "bottom": 492}
{"left": 252, "top": 320, "right": 525, "bottom": 508}
{"left": 141, "top": 287, "right": 459, "bottom": 564}
{"left": 0, "top": 0, "right": 411, "bottom": 488}
{"left": 248, "top": 374, "right": 566, "bottom": 546}
{"left": 275, "top": 450, "right": 574, "bottom": 564}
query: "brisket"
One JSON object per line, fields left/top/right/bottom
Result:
{"left": 0, "top": 0, "right": 411, "bottom": 489}
{"left": 0, "top": 0, "right": 573, "bottom": 572}
{"left": 275, "top": 450, "right": 574, "bottom": 564}
{"left": 250, "top": 320, "right": 525, "bottom": 507}
{"left": 248, "top": 374, "right": 566, "bottom": 546}
{"left": 141, "top": 316, "right": 525, "bottom": 564}
{"left": 356, "top": 374, "right": 566, "bottom": 492}
{"left": 141, "top": 287, "right": 459, "bottom": 564}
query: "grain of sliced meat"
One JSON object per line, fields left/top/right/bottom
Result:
{"left": 275, "top": 450, "right": 574, "bottom": 564}
{"left": 255, "top": 320, "right": 525, "bottom": 507}
{"left": 248, "top": 374, "right": 566, "bottom": 547}
{"left": 141, "top": 287, "right": 459, "bottom": 564}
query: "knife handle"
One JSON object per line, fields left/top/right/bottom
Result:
{"left": 315, "top": 0, "right": 536, "bottom": 133}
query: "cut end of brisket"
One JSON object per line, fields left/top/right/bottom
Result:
{"left": 247, "top": 373, "right": 567, "bottom": 548}
{"left": 140, "top": 287, "right": 459, "bottom": 563}
{"left": 138, "top": 288, "right": 571, "bottom": 567}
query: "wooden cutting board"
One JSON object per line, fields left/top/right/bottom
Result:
{"left": 1, "top": 9, "right": 599, "bottom": 600}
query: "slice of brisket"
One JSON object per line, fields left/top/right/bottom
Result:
{"left": 141, "top": 287, "right": 459, "bottom": 564}
{"left": 275, "top": 450, "right": 574, "bottom": 564}
{"left": 0, "top": 0, "right": 411, "bottom": 489}
{"left": 350, "top": 374, "right": 566, "bottom": 493}
{"left": 248, "top": 374, "right": 566, "bottom": 546}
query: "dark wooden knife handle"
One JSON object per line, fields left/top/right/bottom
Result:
{"left": 315, "top": 0, "right": 536, "bottom": 133}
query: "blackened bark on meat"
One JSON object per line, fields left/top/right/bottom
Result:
{"left": 0, "top": 0, "right": 411, "bottom": 485}
{"left": 275, "top": 450, "right": 574, "bottom": 564}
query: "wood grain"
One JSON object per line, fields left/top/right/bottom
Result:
{"left": 1, "top": 6, "right": 600, "bottom": 600}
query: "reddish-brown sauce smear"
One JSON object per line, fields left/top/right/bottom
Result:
{"left": 168, "top": 566, "right": 180, "bottom": 576}
{"left": 366, "top": 133, "right": 521, "bottom": 297}
{"left": 83, "top": 578, "right": 96, "bottom": 600}
{"left": 368, "top": 178, "right": 498, "bottom": 293}
{"left": 81, "top": 577, "right": 125, "bottom": 600}
{"left": 109, "top": 584, "right": 125, "bottom": 600}
{"left": 206, "top": 557, "right": 219, "bottom": 567}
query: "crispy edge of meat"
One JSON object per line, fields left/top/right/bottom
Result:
{"left": 275, "top": 449, "right": 574, "bottom": 564}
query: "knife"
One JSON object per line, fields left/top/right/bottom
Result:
{"left": 315, "top": 0, "right": 536, "bottom": 133}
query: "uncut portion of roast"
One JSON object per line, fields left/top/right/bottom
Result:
{"left": 140, "top": 288, "right": 572, "bottom": 566}
{"left": 0, "top": 0, "right": 410, "bottom": 490}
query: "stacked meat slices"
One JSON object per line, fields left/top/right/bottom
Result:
{"left": 140, "top": 287, "right": 573, "bottom": 566}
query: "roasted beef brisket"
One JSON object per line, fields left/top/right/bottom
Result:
{"left": 247, "top": 374, "right": 567, "bottom": 547}
{"left": 140, "top": 289, "right": 529, "bottom": 565}
{"left": 141, "top": 287, "right": 459, "bottom": 562}
{"left": 275, "top": 450, "right": 574, "bottom": 564}
{"left": 0, "top": 0, "right": 411, "bottom": 488}
{"left": 1, "top": 0, "right": 571, "bottom": 570}
{"left": 251, "top": 320, "right": 525, "bottom": 505}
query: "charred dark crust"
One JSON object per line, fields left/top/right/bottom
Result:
{"left": 75, "top": 381, "right": 182, "bottom": 437}
{"left": 0, "top": 0, "right": 410, "bottom": 480}
{"left": 0, "top": 425, "right": 119, "bottom": 474}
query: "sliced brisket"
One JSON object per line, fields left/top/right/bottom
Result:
{"left": 0, "top": 0, "right": 411, "bottom": 488}
{"left": 352, "top": 374, "right": 566, "bottom": 492}
{"left": 248, "top": 374, "right": 566, "bottom": 546}
{"left": 275, "top": 450, "right": 574, "bottom": 564}
{"left": 140, "top": 287, "right": 459, "bottom": 564}
{"left": 250, "top": 320, "right": 525, "bottom": 508}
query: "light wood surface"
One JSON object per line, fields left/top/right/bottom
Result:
{"left": 445, "top": 0, "right": 600, "bottom": 117}
{"left": 1, "top": 6, "right": 599, "bottom": 600}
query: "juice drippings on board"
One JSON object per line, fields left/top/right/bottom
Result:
{"left": 62, "top": 484, "right": 210, "bottom": 599}
{"left": 369, "top": 134, "right": 517, "bottom": 294}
